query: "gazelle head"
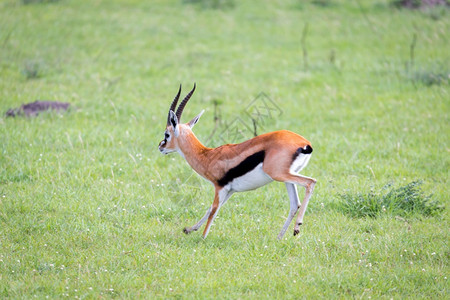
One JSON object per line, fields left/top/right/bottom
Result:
{"left": 158, "top": 83, "right": 204, "bottom": 155}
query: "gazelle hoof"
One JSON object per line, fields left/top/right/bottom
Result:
{"left": 293, "top": 229, "right": 300, "bottom": 236}
{"left": 183, "top": 227, "right": 191, "bottom": 234}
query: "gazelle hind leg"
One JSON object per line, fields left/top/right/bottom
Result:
{"left": 270, "top": 171, "right": 316, "bottom": 237}
{"left": 277, "top": 183, "right": 300, "bottom": 240}
{"left": 292, "top": 175, "right": 316, "bottom": 236}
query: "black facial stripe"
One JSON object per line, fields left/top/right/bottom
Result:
{"left": 218, "top": 150, "right": 265, "bottom": 187}
{"left": 292, "top": 145, "right": 313, "bottom": 162}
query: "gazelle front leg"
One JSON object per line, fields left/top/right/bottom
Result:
{"left": 184, "top": 186, "right": 233, "bottom": 238}
{"left": 202, "top": 187, "right": 233, "bottom": 238}
{"left": 183, "top": 206, "right": 212, "bottom": 234}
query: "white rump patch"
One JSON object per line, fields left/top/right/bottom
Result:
{"left": 290, "top": 153, "right": 311, "bottom": 175}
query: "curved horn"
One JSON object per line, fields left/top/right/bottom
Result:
{"left": 176, "top": 83, "right": 196, "bottom": 121}
{"left": 167, "top": 84, "right": 182, "bottom": 126}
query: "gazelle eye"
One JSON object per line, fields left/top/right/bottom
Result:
{"left": 165, "top": 133, "right": 170, "bottom": 139}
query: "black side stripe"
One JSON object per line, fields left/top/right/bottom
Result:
{"left": 292, "top": 145, "right": 313, "bottom": 162}
{"left": 218, "top": 151, "right": 265, "bottom": 187}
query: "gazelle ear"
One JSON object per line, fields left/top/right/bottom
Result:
{"left": 188, "top": 110, "right": 204, "bottom": 129}
{"left": 169, "top": 110, "right": 180, "bottom": 137}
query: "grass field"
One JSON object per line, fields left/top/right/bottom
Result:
{"left": 0, "top": 0, "right": 449, "bottom": 298}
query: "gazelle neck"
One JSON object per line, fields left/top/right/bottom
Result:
{"left": 177, "top": 128, "right": 211, "bottom": 176}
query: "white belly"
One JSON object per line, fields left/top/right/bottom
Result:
{"left": 228, "top": 163, "right": 273, "bottom": 192}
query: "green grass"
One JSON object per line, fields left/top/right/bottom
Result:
{"left": 0, "top": 0, "right": 448, "bottom": 298}
{"left": 336, "top": 181, "right": 444, "bottom": 218}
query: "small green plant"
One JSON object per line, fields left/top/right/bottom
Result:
{"left": 182, "top": 0, "right": 235, "bottom": 10}
{"left": 391, "top": 0, "right": 449, "bottom": 9}
{"left": 21, "top": 60, "right": 42, "bottom": 79}
{"left": 22, "top": 0, "right": 60, "bottom": 4}
{"left": 311, "top": 0, "right": 334, "bottom": 7}
{"left": 336, "top": 181, "right": 444, "bottom": 218}
{"left": 412, "top": 70, "right": 449, "bottom": 86}
{"left": 295, "top": 0, "right": 335, "bottom": 9}
{"left": 404, "top": 33, "right": 448, "bottom": 86}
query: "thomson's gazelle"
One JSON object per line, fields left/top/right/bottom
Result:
{"left": 158, "top": 84, "right": 316, "bottom": 239}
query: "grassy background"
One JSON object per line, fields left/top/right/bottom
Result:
{"left": 0, "top": 0, "right": 448, "bottom": 298}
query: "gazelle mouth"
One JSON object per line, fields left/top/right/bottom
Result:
{"left": 159, "top": 147, "right": 169, "bottom": 155}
